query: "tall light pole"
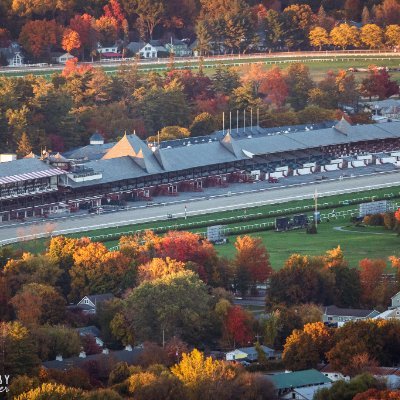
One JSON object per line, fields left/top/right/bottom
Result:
{"left": 236, "top": 110, "right": 239, "bottom": 133}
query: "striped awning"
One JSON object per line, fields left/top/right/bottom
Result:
{"left": 0, "top": 168, "right": 66, "bottom": 185}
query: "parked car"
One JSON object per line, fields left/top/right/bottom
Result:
{"left": 268, "top": 176, "right": 279, "bottom": 183}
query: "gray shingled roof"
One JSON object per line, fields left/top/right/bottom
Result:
{"left": 324, "top": 305, "right": 378, "bottom": 318}
{"left": 42, "top": 348, "right": 143, "bottom": 370}
{"left": 0, "top": 158, "right": 56, "bottom": 177}
{"left": 61, "top": 121, "right": 400, "bottom": 188}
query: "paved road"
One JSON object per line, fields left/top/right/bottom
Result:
{"left": 1, "top": 170, "right": 400, "bottom": 244}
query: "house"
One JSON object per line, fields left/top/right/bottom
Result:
{"left": 76, "top": 293, "right": 114, "bottom": 314}
{"left": 287, "top": 383, "right": 332, "bottom": 400}
{"left": 319, "top": 364, "right": 350, "bottom": 382}
{"left": 42, "top": 345, "right": 143, "bottom": 371}
{"left": 97, "top": 44, "right": 119, "bottom": 54}
{"left": 323, "top": 305, "right": 379, "bottom": 327}
{"left": 265, "top": 369, "right": 332, "bottom": 399}
{"left": 391, "top": 291, "right": 400, "bottom": 308}
{"left": 75, "top": 326, "right": 104, "bottom": 347}
{"left": 139, "top": 41, "right": 168, "bottom": 58}
{"left": 0, "top": 42, "right": 24, "bottom": 67}
{"left": 226, "top": 345, "right": 275, "bottom": 362}
{"left": 51, "top": 52, "right": 74, "bottom": 64}
{"left": 126, "top": 41, "right": 145, "bottom": 55}
{"left": 90, "top": 132, "right": 105, "bottom": 145}
{"left": 164, "top": 38, "right": 192, "bottom": 57}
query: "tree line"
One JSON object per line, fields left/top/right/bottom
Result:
{"left": 2, "top": 1, "right": 400, "bottom": 62}
{"left": 2, "top": 60, "right": 399, "bottom": 156}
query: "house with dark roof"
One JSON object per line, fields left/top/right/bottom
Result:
{"left": 75, "top": 326, "right": 103, "bottom": 347}
{"left": 265, "top": 369, "right": 332, "bottom": 398}
{"left": 0, "top": 42, "right": 24, "bottom": 66}
{"left": 226, "top": 345, "right": 275, "bottom": 362}
{"left": 76, "top": 293, "right": 114, "bottom": 314}
{"left": 164, "top": 38, "right": 192, "bottom": 57}
{"left": 323, "top": 305, "right": 379, "bottom": 327}
{"left": 42, "top": 346, "right": 143, "bottom": 371}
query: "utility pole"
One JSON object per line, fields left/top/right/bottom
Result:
{"left": 251, "top": 108, "right": 253, "bottom": 131}
{"left": 184, "top": 205, "right": 187, "bottom": 220}
{"left": 222, "top": 111, "right": 225, "bottom": 134}
{"left": 236, "top": 110, "right": 239, "bottom": 133}
{"left": 243, "top": 109, "right": 246, "bottom": 132}
{"left": 314, "top": 188, "right": 318, "bottom": 229}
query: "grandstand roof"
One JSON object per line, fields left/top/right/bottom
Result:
{"left": 62, "top": 121, "right": 400, "bottom": 188}
{"left": 0, "top": 158, "right": 65, "bottom": 184}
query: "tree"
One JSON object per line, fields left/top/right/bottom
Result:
{"left": 0, "top": 321, "right": 40, "bottom": 376}
{"left": 354, "top": 389, "right": 400, "bottom": 400}
{"left": 309, "top": 27, "right": 330, "bottom": 50}
{"left": 284, "top": 63, "right": 314, "bottom": 111}
{"left": 360, "top": 24, "right": 384, "bottom": 49}
{"left": 69, "top": 14, "right": 98, "bottom": 59}
{"left": 147, "top": 126, "right": 190, "bottom": 142}
{"left": 233, "top": 235, "right": 272, "bottom": 294}
{"left": 62, "top": 28, "right": 81, "bottom": 55}
{"left": 224, "top": 305, "right": 254, "bottom": 347}
{"left": 344, "top": 0, "right": 362, "bottom": 21}
{"left": 10, "top": 283, "right": 66, "bottom": 326}
{"left": 15, "top": 383, "right": 83, "bottom": 400}
{"left": 19, "top": 20, "right": 62, "bottom": 60}
{"left": 123, "top": 271, "right": 210, "bottom": 343}
{"left": 122, "top": 0, "right": 164, "bottom": 40}
{"left": 330, "top": 24, "right": 360, "bottom": 50}
{"left": 190, "top": 112, "right": 216, "bottom": 136}
{"left": 212, "top": 65, "right": 240, "bottom": 96}
{"left": 361, "top": 6, "right": 371, "bottom": 25}
{"left": 94, "top": 16, "right": 118, "bottom": 47}
{"left": 16, "top": 132, "right": 32, "bottom": 157}
{"left": 138, "top": 257, "right": 185, "bottom": 283}
{"left": 69, "top": 243, "right": 133, "bottom": 301}
{"left": 171, "top": 349, "right": 237, "bottom": 387}
{"left": 314, "top": 374, "right": 384, "bottom": 400}
{"left": 259, "top": 66, "right": 288, "bottom": 108}
{"left": 360, "top": 67, "right": 399, "bottom": 100}
{"left": 263, "top": 10, "right": 283, "bottom": 51}
{"left": 385, "top": 25, "right": 400, "bottom": 49}
{"left": 195, "top": 21, "right": 212, "bottom": 56}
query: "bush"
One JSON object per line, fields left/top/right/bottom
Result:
{"left": 383, "top": 212, "right": 396, "bottom": 230}
{"left": 363, "top": 213, "right": 384, "bottom": 226}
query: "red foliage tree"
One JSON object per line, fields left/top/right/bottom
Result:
{"left": 353, "top": 389, "right": 400, "bottom": 400}
{"left": 19, "top": 20, "right": 61, "bottom": 59}
{"left": 359, "top": 258, "right": 388, "bottom": 307}
{"left": 234, "top": 235, "right": 272, "bottom": 284}
{"left": 360, "top": 67, "right": 399, "bottom": 100}
{"left": 82, "top": 334, "right": 103, "bottom": 355}
{"left": 395, "top": 208, "right": 400, "bottom": 223}
{"left": 62, "top": 57, "right": 93, "bottom": 77}
{"left": 69, "top": 14, "right": 98, "bottom": 58}
{"left": 225, "top": 305, "right": 254, "bottom": 347}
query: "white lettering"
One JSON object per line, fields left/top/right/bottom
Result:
{"left": 4, "top": 375, "right": 9, "bottom": 385}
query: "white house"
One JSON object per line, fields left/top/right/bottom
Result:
{"left": 97, "top": 44, "right": 119, "bottom": 54}
{"left": 164, "top": 38, "right": 192, "bottom": 57}
{"left": 373, "top": 292, "right": 400, "bottom": 321}
{"left": 53, "top": 52, "right": 74, "bottom": 64}
{"left": 0, "top": 42, "right": 24, "bottom": 67}
{"left": 323, "top": 305, "right": 380, "bottom": 327}
{"left": 76, "top": 293, "right": 114, "bottom": 314}
{"left": 226, "top": 345, "right": 275, "bottom": 362}
{"left": 139, "top": 41, "right": 167, "bottom": 59}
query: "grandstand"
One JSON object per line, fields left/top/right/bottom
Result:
{"left": 1, "top": 118, "right": 400, "bottom": 221}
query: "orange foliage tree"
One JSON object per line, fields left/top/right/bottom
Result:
{"left": 19, "top": 19, "right": 62, "bottom": 59}
{"left": 61, "top": 57, "right": 93, "bottom": 77}
{"left": 69, "top": 13, "right": 98, "bottom": 58}
{"left": 259, "top": 66, "right": 288, "bottom": 107}
{"left": 234, "top": 235, "right": 272, "bottom": 293}
{"left": 354, "top": 389, "right": 400, "bottom": 400}
{"left": 62, "top": 28, "right": 81, "bottom": 54}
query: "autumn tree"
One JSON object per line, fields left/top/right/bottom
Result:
{"left": 69, "top": 242, "right": 133, "bottom": 301}
{"left": 259, "top": 66, "right": 288, "bottom": 108}
{"left": 14, "top": 383, "right": 83, "bottom": 400}
{"left": 19, "top": 20, "right": 62, "bottom": 60}
{"left": 122, "top": 0, "right": 164, "bottom": 40}
{"left": 62, "top": 28, "right": 81, "bottom": 55}
{"left": 309, "top": 27, "right": 330, "bottom": 50}
{"left": 360, "top": 24, "right": 384, "bottom": 49}
{"left": 354, "top": 389, "right": 400, "bottom": 400}
{"left": 16, "top": 132, "right": 32, "bottom": 157}
{"left": 0, "top": 321, "right": 40, "bottom": 376}
{"left": 360, "top": 67, "right": 399, "bottom": 100}
{"left": 94, "top": 16, "right": 118, "bottom": 47}
{"left": 122, "top": 271, "right": 210, "bottom": 343}
{"left": 233, "top": 235, "right": 272, "bottom": 295}
{"left": 190, "top": 112, "right": 216, "bottom": 136}
{"left": 194, "top": 21, "right": 212, "bottom": 56}
{"left": 138, "top": 257, "right": 185, "bottom": 283}
{"left": 385, "top": 25, "right": 400, "bottom": 49}
{"left": 224, "top": 305, "right": 254, "bottom": 347}
{"left": 69, "top": 14, "right": 98, "bottom": 60}
{"left": 284, "top": 63, "right": 314, "bottom": 111}
{"left": 10, "top": 283, "right": 66, "bottom": 326}
{"left": 330, "top": 24, "right": 360, "bottom": 50}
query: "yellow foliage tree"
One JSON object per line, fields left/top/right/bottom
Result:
{"left": 62, "top": 28, "right": 81, "bottom": 54}
{"left": 15, "top": 382, "right": 83, "bottom": 399}
{"left": 385, "top": 24, "right": 400, "bottom": 48}
{"left": 309, "top": 27, "right": 330, "bottom": 50}
{"left": 171, "top": 349, "right": 236, "bottom": 387}
{"left": 330, "top": 23, "right": 360, "bottom": 49}
{"left": 360, "top": 24, "right": 384, "bottom": 49}
{"left": 138, "top": 257, "right": 185, "bottom": 283}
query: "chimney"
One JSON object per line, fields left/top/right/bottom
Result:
{"left": 79, "top": 351, "right": 87, "bottom": 358}
{"left": 125, "top": 345, "right": 133, "bottom": 352}
{"left": 56, "top": 354, "right": 63, "bottom": 361}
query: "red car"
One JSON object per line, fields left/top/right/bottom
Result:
{"left": 268, "top": 176, "right": 279, "bottom": 183}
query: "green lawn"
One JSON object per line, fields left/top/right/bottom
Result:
{"left": 215, "top": 222, "right": 400, "bottom": 269}
{"left": 2, "top": 54, "right": 400, "bottom": 81}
